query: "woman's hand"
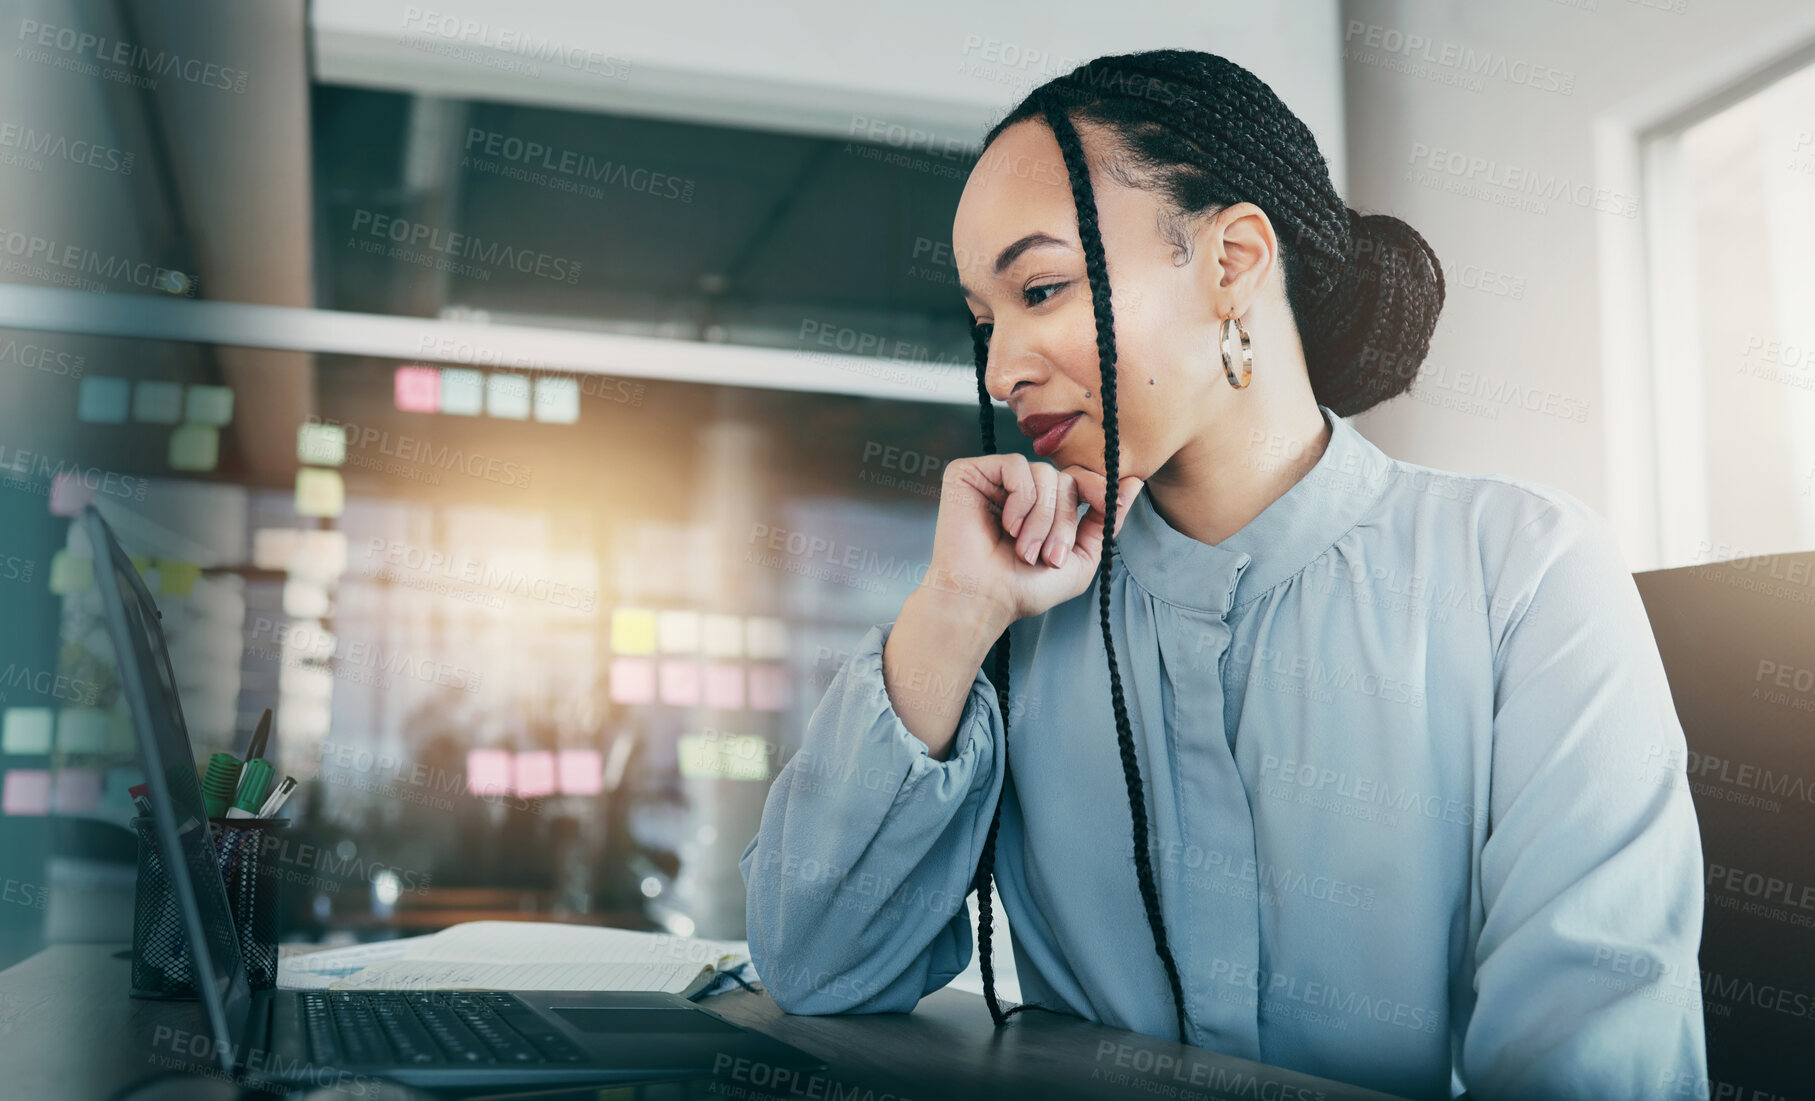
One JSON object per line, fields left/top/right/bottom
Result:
{"left": 927, "top": 454, "right": 1144, "bottom": 631}
{"left": 883, "top": 456, "right": 1141, "bottom": 758}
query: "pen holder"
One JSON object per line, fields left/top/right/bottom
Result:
{"left": 129, "top": 816, "right": 290, "bottom": 999}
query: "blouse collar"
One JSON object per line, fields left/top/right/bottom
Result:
{"left": 1112, "top": 404, "right": 1396, "bottom": 616}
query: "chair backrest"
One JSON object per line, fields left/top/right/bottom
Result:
{"left": 1632, "top": 551, "right": 1815, "bottom": 1098}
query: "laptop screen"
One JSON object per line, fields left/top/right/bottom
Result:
{"left": 86, "top": 506, "right": 251, "bottom": 1073}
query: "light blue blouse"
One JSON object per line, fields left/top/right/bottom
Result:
{"left": 739, "top": 403, "right": 1707, "bottom": 1100}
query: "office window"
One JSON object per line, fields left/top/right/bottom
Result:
{"left": 1647, "top": 58, "right": 1815, "bottom": 566}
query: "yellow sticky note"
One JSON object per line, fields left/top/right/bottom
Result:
{"left": 48, "top": 551, "right": 94, "bottom": 594}
{"left": 610, "top": 608, "right": 657, "bottom": 654}
{"left": 295, "top": 468, "right": 345, "bottom": 518}
{"left": 157, "top": 559, "right": 201, "bottom": 597}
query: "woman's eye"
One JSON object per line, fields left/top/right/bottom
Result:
{"left": 975, "top": 322, "right": 994, "bottom": 342}
{"left": 1023, "top": 282, "right": 1066, "bottom": 308}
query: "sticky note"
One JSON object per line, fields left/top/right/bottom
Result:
{"left": 439, "top": 368, "right": 483, "bottom": 416}
{"left": 168, "top": 424, "right": 219, "bottom": 471}
{"left": 132, "top": 381, "right": 184, "bottom": 424}
{"left": 295, "top": 468, "right": 344, "bottom": 518}
{"left": 703, "top": 663, "right": 745, "bottom": 709}
{"left": 557, "top": 750, "right": 602, "bottom": 795}
{"left": 3, "top": 708, "right": 55, "bottom": 754}
{"left": 656, "top": 610, "right": 701, "bottom": 653}
{"left": 745, "top": 617, "right": 788, "bottom": 659}
{"left": 608, "top": 657, "right": 654, "bottom": 704}
{"left": 702, "top": 615, "right": 743, "bottom": 657}
{"left": 514, "top": 751, "right": 555, "bottom": 797}
{"left": 395, "top": 365, "right": 441, "bottom": 412}
{"left": 466, "top": 749, "right": 512, "bottom": 797}
{"left": 48, "top": 551, "right": 93, "bottom": 594}
{"left": 486, "top": 374, "right": 531, "bottom": 419}
{"left": 297, "top": 423, "right": 346, "bottom": 465}
{"left": 659, "top": 660, "right": 702, "bottom": 706}
{"left": 184, "top": 385, "right": 235, "bottom": 426}
{"left": 157, "top": 559, "right": 201, "bottom": 597}
{"left": 54, "top": 709, "right": 108, "bottom": 754}
{"left": 534, "top": 378, "right": 580, "bottom": 424}
{"left": 2, "top": 770, "right": 52, "bottom": 815}
{"left": 48, "top": 472, "right": 96, "bottom": 517}
{"left": 610, "top": 608, "right": 657, "bottom": 654}
{"left": 748, "top": 664, "right": 791, "bottom": 712}
{"left": 52, "top": 769, "right": 103, "bottom": 812}
{"left": 76, "top": 376, "right": 129, "bottom": 423}
{"left": 251, "top": 528, "right": 301, "bottom": 570}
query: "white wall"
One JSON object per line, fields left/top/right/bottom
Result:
{"left": 310, "top": 0, "right": 1347, "bottom": 187}
{"left": 1340, "top": 0, "right": 1815, "bottom": 570}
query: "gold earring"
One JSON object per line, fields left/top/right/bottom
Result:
{"left": 1219, "top": 314, "right": 1252, "bottom": 390}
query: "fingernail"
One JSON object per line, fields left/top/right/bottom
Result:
{"left": 1023, "top": 545, "right": 1038, "bottom": 565}
{"left": 1055, "top": 544, "right": 1069, "bottom": 567}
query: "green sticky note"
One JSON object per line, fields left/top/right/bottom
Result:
{"left": 169, "top": 424, "right": 219, "bottom": 471}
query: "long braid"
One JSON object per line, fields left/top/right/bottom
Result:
{"left": 1042, "top": 92, "right": 1190, "bottom": 1045}
{"left": 967, "top": 318, "right": 1033, "bottom": 1028}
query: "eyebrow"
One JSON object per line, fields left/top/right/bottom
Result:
{"left": 957, "top": 232, "right": 1074, "bottom": 301}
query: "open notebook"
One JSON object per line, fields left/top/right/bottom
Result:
{"left": 284, "top": 921, "right": 749, "bottom": 998}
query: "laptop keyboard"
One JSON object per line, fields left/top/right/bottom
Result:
{"left": 301, "top": 990, "right": 589, "bottom": 1067}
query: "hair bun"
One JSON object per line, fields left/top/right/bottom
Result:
{"left": 1303, "top": 208, "right": 1447, "bottom": 416}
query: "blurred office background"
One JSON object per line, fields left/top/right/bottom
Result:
{"left": 0, "top": 0, "right": 1811, "bottom": 1024}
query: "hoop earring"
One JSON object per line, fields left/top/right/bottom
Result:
{"left": 1219, "top": 315, "right": 1253, "bottom": 390}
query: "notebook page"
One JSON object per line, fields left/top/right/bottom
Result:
{"left": 403, "top": 921, "right": 747, "bottom": 971}
{"left": 328, "top": 958, "right": 711, "bottom": 993}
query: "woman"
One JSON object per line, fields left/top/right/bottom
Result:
{"left": 739, "top": 50, "right": 1705, "bottom": 1100}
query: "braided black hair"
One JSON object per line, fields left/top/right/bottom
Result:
{"left": 964, "top": 50, "right": 1445, "bottom": 1043}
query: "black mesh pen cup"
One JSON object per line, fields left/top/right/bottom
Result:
{"left": 129, "top": 816, "right": 290, "bottom": 999}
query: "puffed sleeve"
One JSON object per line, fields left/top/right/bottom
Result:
{"left": 1459, "top": 499, "right": 1708, "bottom": 1098}
{"left": 738, "top": 620, "right": 1007, "bottom": 1014}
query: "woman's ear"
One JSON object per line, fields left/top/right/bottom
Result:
{"left": 1199, "top": 202, "right": 1277, "bottom": 317}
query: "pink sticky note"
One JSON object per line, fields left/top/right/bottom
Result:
{"left": 466, "top": 749, "right": 512, "bottom": 798}
{"left": 52, "top": 769, "right": 103, "bottom": 812}
{"left": 703, "top": 663, "right": 745, "bottom": 709}
{"left": 748, "top": 664, "right": 792, "bottom": 712}
{"left": 394, "top": 366, "right": 441, "bottom": 413}
{"left": 49, "top": 473, "right": 97, "bottom": 517}
{"left": 609, "top": 657, "right": 655, "bottom": 704}
{"left": 659, "top": 660, "right": 702, "bottom": 706}
{"left": 557, "top": 750, "right": 602, "bottom": 795}
{"left": 2, "top": 770, "right": 52, "bottom": 815}
{"left": 514, "top": 751, "right": 556, "bottom": 798}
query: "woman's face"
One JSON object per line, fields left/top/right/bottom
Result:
{"left": 953, "top": 117, "right": 1235, "bottom": 478}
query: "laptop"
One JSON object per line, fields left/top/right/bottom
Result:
{"left": 87, "top": 505, "right": 827, "bottom": 1090}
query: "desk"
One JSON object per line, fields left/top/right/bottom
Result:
{"left": 0, "top": 945, "right": 1412, "bottom": 1101}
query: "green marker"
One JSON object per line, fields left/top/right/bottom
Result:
{"left": 201, "top": 752, "right": 244, "bottom": 818}
{"left": 227, "top": 758, "right": 275, "bottom": 819}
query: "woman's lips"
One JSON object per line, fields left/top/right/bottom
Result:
{"left": 1027, "top": 413, "right": 1082, "bottom": 457}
